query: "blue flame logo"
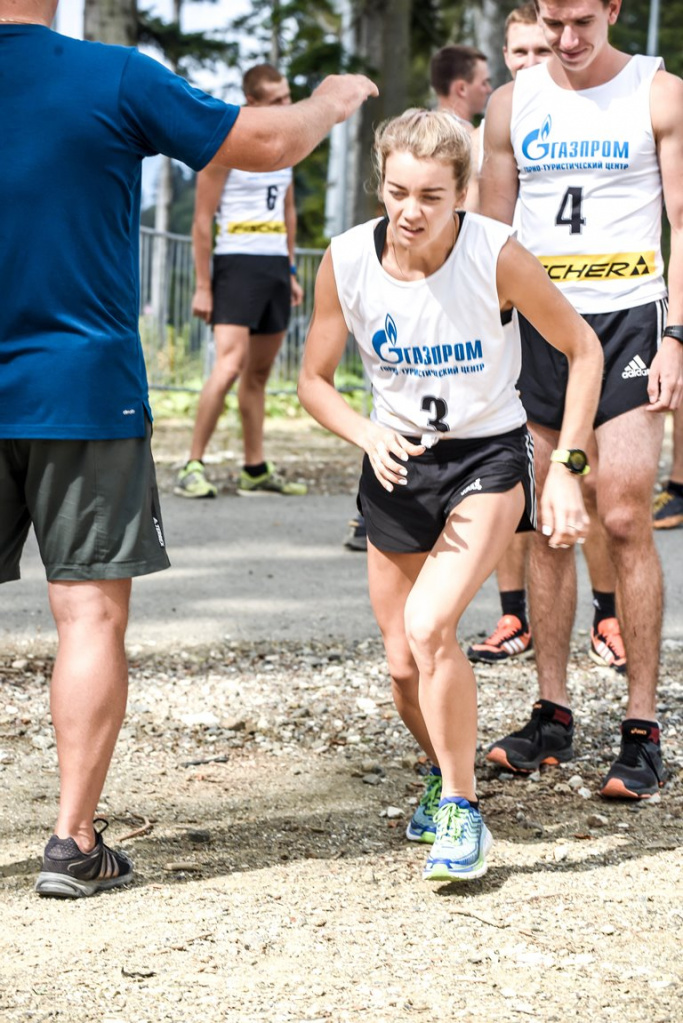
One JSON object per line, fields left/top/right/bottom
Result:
{"left": 522, "top": 114, "right": 552, "bottom": 161}
{"left": 372, "top": 313, "right": 401, "bottom": 363}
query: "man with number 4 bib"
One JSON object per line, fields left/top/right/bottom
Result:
{"left": 480, "top": 0, "right": 683, "bottom": 798}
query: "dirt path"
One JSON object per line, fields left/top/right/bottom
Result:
{"left": 1, "top": 417, "right": 681, "bottom": 1023}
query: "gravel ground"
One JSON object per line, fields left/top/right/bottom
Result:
{"left": 1, "top": 416, "right": 682, "bottom": 1023}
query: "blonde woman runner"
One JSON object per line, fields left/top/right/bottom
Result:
{"left": 298, "top": 109, "right": 602, "bottom": 881}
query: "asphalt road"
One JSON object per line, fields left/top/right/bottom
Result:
{"left": 1, "top": 493, "right": 682, "bottom": 654}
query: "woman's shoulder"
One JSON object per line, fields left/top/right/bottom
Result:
{"left": 332, "top": 217, "right": 382, "bottom": 246}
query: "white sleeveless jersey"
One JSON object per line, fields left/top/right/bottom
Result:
{"left": 214, "top": 166, "right": 292, "bottom": 256}
{"left": 331, "top": 215, "right": 526, "bottom": 443}
{"left": 511, "top": 57, "right": 667, "bottom": 314}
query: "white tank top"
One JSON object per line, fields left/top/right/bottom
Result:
{"left": 331, "top": 214, "right": 526, "bottom": 444}
{"left": 214, "top": 167, "right": 292, "bottom": 256}
{"left": 511, "top": 56, "right": 667, "bottom": 313}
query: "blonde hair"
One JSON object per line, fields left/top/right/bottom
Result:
{"left": 373, "top": 108, "right": 472, "bottom": 200}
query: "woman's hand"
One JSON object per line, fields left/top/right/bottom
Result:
{"left": 361, "top": 423, "right": 425, "bottom": 492}
{"left": 540, "top": 463, "right": 590, "bottom": 549}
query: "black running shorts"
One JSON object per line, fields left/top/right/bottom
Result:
{"left": 212, "top": 253, "right": 292, "bottom": 334}
{"left": 358, "top": 426, "right": 536, "bottom": 554}
{"left": 518, "top": 298, "right": 667, "bottom": 430}
{"left": 0, "top": 418, "right": 170, "bottom": 583}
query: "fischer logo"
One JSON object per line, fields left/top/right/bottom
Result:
{"left": 461, "top": 478, "right": 483, "bottom": 497}
{"left": 621, "top": 355, "right": 649, "bottom": 379}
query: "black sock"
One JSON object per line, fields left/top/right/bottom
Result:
{"left": 243, "top": 462, "right": 268, "bottom": 478}
{"left": 622, "top": 718, "right": 660, "bottom": 745}
{"left": 536, "top": 699, "right": 573, "bottom": 729}
{"left": 500, "top": 589, "right": 527, "bottom": 628}
{"left": 592, "top": 590, "right": 616, "bottom": 628}
{"left": 667, "top": 479, "right": 683, "bottom": 498}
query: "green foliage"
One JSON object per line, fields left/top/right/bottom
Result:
{"left": 137, "top": 1, "right": 238, "bottom": 76}
{"left": 227, "top": 0, "right": 348, "bottom": 247}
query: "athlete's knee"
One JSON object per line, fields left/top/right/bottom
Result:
{"left": 241, "top": 362, "right": 273, "bottom": 393}
{"left": 50, "top": 581, "right": 131, "bottom": 637}
{"left": 384, "top": 645, "right": 418, "bottom": 695}
{"left": 404, "top": 601, "right": 451, "bottom": 667}
{"left": 601, "top": 500, "right": 651, "bottom": 546}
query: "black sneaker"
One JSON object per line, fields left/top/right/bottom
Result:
{"left": 600, "top": 721, "right": 669, "bottom": 799}
{"left": 35, "top": 820, "right": 133, "bottom": 898}
{"left": 343, "top": 515, "right": 367, "bottom": 552}
{"left": 486, "top": 700, "right": 574, "bottom": 773}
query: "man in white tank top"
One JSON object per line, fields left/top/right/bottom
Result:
{"left": 176, "top": 64, "right": 307, "bottom": 499}
{"left": 480, "top": 0, "right": 683, "bottom": 800}
{"left": 469, "top": 4, "right": 625, "bottom": 683}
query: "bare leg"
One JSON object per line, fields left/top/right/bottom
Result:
{"left": 596, "top": 408, "right": 664, "bottom": 720}
{"left": 405, "top": 488, "right": 525, "bottom": 799}
{"left": 189, "top": 324, "right": 249, "bottom": 462}
{"left": 669, "top": 406, "right": 683, "bottom": 483}
{"left": 495, "top": 532, "right": 528, "bottom": 591}
{"left": 238, "top": 331, "right": 285, "bottom": 466}
{"left": 367, "top": 545, "right": 436, "bottom": 761}
{"left": 581, "top": 448, "right": 618, "bottom": 593}
{"left": 526, "top": 421, "right": 576, "bottom": 706}
{"left": 48, "top": 579, "right": 131, "bottom": 853}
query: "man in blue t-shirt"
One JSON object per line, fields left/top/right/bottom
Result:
{"left": 0, "top": 0, "right": 376, "bottom": 899}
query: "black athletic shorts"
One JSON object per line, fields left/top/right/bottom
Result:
{"left": 211, "top": 253, "right": 291, "bottom": 334}
{"left": 357, "top": 426, "right": 536, "bottom": 554}
{"left": 0, "top": 418, "right": 170, "bottom": 583}
{"left": 518, "top": 298, "right": 667, "bottom": 430}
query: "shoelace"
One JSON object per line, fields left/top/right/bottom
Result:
{"left": 617, "top": 738, "right": 662, "bottom": 780}
{"left": 483, "top": 614, "right": 524, "bottom": 646}
{"left": 421, "top": 773, "right": 442, "bottom": 815}
{"left": 512, "top": 708, "right": 549, "bottom": 740}
{"left": 437, "top": 803, "right": 468, "bottom": 844}
{"left": 595, "top": 618, "right": 626, "bottom": 660}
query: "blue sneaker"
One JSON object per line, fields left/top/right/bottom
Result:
{"left": 423, "top": 797, "right": 493, "bottom": 881}
{"left": 405, "top": 769, "right": 441, "bottom": 844}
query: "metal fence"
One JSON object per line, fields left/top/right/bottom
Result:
{"left": 139, "top": 227, "right": 366, "bottom": 395}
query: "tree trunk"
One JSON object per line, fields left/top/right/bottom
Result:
{"left": 352, "top": 0, "right": 411, "bottom": 225}
{"left": 83, "top": 0, "right": 137, "bottom": 46}
{"left": 469, "top": 0, "right": 514, "bottom": 89}
{"left": 150, "top": 0, "right": 181, "bottom": 340}
{"left": 270, "top": 0, "right": 281, "bottom": 66}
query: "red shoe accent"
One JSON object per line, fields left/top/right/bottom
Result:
{"left": 485, "top": 746, "right": 531, "bottom": 774}
{"left": 589, "top": 617, "right": 627, "bottom": 673}
{"left": 600, "top": 776, "right": 644, "bottom": 799}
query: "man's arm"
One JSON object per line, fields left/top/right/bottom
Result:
{"left": 463, "top": 125, "right": 481, "bottom": 212}
{"left": 497, "top": 237, "right": 604, "bottom": 546}
{"left": 210, "top": 74, "right": 378, "bottom": 172}
{"left": 479, "top": 83, "right": 518, "bottom": 225}
{"left": 649, "top": 70, "right": 683, "bottom": 411}
{"left": 191, "top": 164, "right": 228, "bottom": 323}
{"left": 284, "top": 182, "right": 304, "bottom": 308}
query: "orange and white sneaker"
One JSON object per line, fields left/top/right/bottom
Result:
{"left": 467, "top": 614, "right": 533, "bottom": 664}
{"left": 589, "top": 617, "right": 627, "bottom": 675}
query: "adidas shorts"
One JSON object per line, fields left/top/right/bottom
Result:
{"left": 212, "top": 253, "right": 291, "bottom": 334}
{"left": 0, "top": 418, "right": 170, "bottom": 583}
{"left": 357, "top": 426, "right": 536, "bottom": 554}
{"left": 517, "top": 298, "right": 667, "bottom": 430}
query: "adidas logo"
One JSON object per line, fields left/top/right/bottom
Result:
{"left": 461, "top": 477, "right": 483, "bottom": 497}
{"left": 621, "top": 354, "right": 649, "bottom": 379}
{"left": 153, "top": 515, "right": 165, "bottom": 548}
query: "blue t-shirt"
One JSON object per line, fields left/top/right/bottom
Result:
{"left": 0, "top": 25, "right": 239, "bottom": 439}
